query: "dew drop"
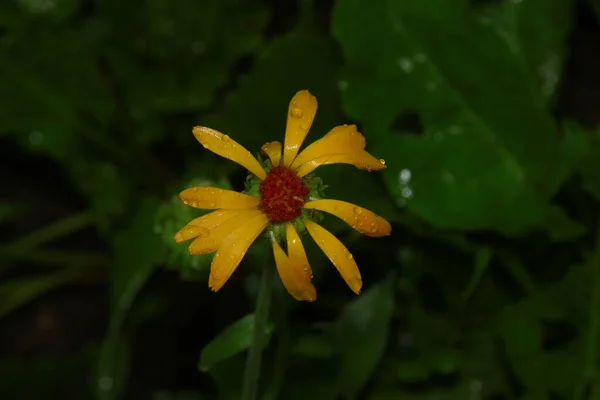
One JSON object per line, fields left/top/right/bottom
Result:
{"left": 211, "top": 189, "right": 216, "bottom": 195}
{"left": 29, "top": 130, "right": 43, "bottom": 145}
{"left": 300, "top": 123, "right": 309, "bottom": 130}
{"left": 397, "top": 57, "right": 414, "bottom": 73}
{"left": 191, "top": 201, "right": 198, "bottom": 208}
{"left": 425, "top": 81, "right": 438, "bottom": 92}
{"left": 202, "top": 143, "right": 211, "bottom": 149}
{"left": 98, "top": 376, "right": 113, "bottom": 391}
{"left": 346, "top": 252, "right": 354, "bottom": 260}
{"left": 370, "top": 226, "right": 379, "bottom": 234}
{"left": 222, "top": 134, "right": 230, "bottom": 142}
{"left": 379, "top": 159, "right": 386, "bottom": 165}
{"left": 354, "top": 207, "right": 363, "bottom": 215}
{"left": 399, "top": 168, "right": 412, "bottom": 184}
{"left": 401, "top": 186, "right": 413, "bottom": 199}
{"left": 414, "top": 53, "right": 427, "bottom": 63}
{"left": 449, "top": 125, "right": 462, "bottom": 135}
{"left": 290, "top": 108, "right": 304, "bottom": 118}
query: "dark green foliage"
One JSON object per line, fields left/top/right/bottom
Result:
{"left": 2, "top": 0, "right": 600, "bottom": 399}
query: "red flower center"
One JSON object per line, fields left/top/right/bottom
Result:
{"left": 259, "top": 166, "right": 310, "bottom": 223}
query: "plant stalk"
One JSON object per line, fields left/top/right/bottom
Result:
{"left": 241, "top": 263, "right": 275, "bottom": 400}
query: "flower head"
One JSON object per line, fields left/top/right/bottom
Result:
{"left": 175, "top": 90, "right": 391, "bottom": 301}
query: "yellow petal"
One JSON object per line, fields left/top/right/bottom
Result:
{"left": 285, "top": 223, "right": 312, "bottom": 271}
{"left": 291, "top": 125, "right": 364, "bottom": 169}
{"left": 305, "top": 220, "right": 362, "bottom": 294}
{"left": 296, "top": 150, "right": 386, "bottom": 177}
{"left": 193, "top": 126, "right": 266, "bottom": 180}
{"left": 304, "top": 199, "right": 392, "bottom": 237}
{"left": 261, "top": 141, "right": 282, "bottom": 167}
{"left": 175, "top": 209, "right": 239, "bottom": 243}
{"left": 179, "top": 187, "right": 260, "bottom": 209}
{"left": 189, "top": 209, "right": 262, "bottom": 255}
{"left": 272, "top": 240, "right": 316, "bottom": 302}
{"left": 283, "top": 90, "right": 318, "bottom": 167}
{"left": 291, "top": 124, "right": 386, "bottom": 175}
{"left": 208, "top": 213, "right": 269, "bottom": 292}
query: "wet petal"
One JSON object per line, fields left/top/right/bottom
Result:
{"left": 304, "top": 199, "right": 391, "bottom": 237}
{"left": 261, "top": 141, "right": 282, "bottom": 167}
{"left": 285, "top": 223, "right": 312, "bottom": 271}
{"left": 291, "top": 125, "right": 364, "bottom": 169}
{"left": 305, "top": 220, "right": 362, "bottom": 294}
{"left": 283, "top": 90, "right": 318, "bottom": 167}
{"left": 272, "top": 240, "right": 316, "bottom": 302}
{"left": 189, "top": 209, "right": 262, "bottom": 255}
{"left": 296, "top": 151, "right": 386, "bottom": 177}
{"left": 291, "top": 124, "right": 386, "bottom": 175}
{"left": 175, "top": 209, "right": 239, "bottom": 243}
{"left": 179, "top": 187, "right": 260, "bottom": 209}
{"left": 208, "top": 213, "right": 269, "bottom": 292}
{"left": 193, "top": 126, "right": 266, "bottom": 180}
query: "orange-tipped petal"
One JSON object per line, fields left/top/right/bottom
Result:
{"left": 272, "top": 240, "right": 316, "bottom": 302}
{"left": 193, "top": 126, "right": 266, "bottom": 180}
{"left": 303, "top": 199, "right": 391, "bottom": 237}
{"left": 296, "top": 151, "right": 386, "bottom": 177}
{"left": 208, "top": 213, "right": 269, "bottom": 292}
{"left": 305, "top": 220, "right": 362, "bottom": 294}
{"left": 261, "top": 141, "right": 282, "bottom": 167}
{"left": 283, "top": 90, "right": 317, "bottom": 167}
{"left": 175, "top": 209, "right": 240, "bottom": 243}
{"left": 179, "top": 187, "right": 260, "bottom": 209}
{"left": 189, "top": 209, "right": 262, "bottom": 255}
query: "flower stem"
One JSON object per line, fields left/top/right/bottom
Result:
{"left": 241, "top": 263, "right": 275, "bottom": 400}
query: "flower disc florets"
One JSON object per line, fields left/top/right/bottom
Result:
{"left": 259, "top": 166, "right": 310, "bottom": 223}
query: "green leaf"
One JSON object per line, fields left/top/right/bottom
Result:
{"left": 99, "top": 0, "right": 268, "bottom": 119}
{"left": 330, "top": 275, "right": 396, "bottom": 399}
{"left": 225, "top": 32, "right": 342, "bottom": 152}
{"left": 199, "top": 314, "right": 274, "bottom": 372}
{"left": 332, "top": 0, "right": 582, "bottom": 233}
{"left": 476, "top": 0, "right": 575, "bottom": 103}
{"left": 96, "top": 198, "right": 164, "bottom": 400}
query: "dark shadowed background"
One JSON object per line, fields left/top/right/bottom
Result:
{"left": 2, "top": 0, "right": 600, "bottom": 399}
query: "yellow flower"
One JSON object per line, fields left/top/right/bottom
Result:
{"left": 174, "top": 90, "right": 391, "bottom": 301}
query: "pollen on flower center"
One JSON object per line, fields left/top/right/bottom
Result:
{"left": 259, "top": 166, "right": 310, "bottom": 223}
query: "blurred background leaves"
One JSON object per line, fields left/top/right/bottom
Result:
{"left": 1, "top": 0, "right": 600, "bottom": 399}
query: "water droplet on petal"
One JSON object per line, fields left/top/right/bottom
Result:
{"left": 203, "top": 143, "right": 211, "bottom": 149}
{"left": 346, "top": 252, "right": 354, "bottom": 260}
{"left": 191, "top": 201, "right": 198, "bottom": 207}
{"left": 354, "top": 207, "right": 363, "bottom": 215}
{"left": 370, "top": 226, "right": 379, "bottom": 233}
{"left": 191, "top": 187, "right": 198, "bottom": 192}
{"left": 290, "top": 108, "right": 303, "bottom": 118}
{"left": 379, "top": 159, "right": 386, "bottom": 165}
{"left": 222, "top": 135, "right": 230, "bottom": 142}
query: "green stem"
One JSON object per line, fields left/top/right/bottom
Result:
{"left": 11, "top": 212, "right": 94, "bottom": 249}
{"left": 241, "top": 263, "right": 275, "bottom": 400}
